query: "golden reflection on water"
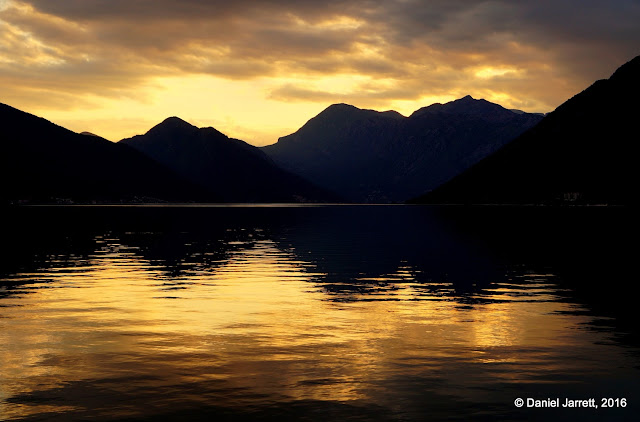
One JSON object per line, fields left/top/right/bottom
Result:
{"left": 0, "top": 236, "right": 628, "bottom": 420}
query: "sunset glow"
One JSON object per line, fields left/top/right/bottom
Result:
{"left": 1, "top": 0, "right": 638, "bottom": 144}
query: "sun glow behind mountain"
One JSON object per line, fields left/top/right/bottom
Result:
{"left": 1, "top": 0, "right": 638, "bottom": 144}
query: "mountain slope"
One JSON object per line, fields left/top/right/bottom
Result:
{"left": 120, "top": 118, "right": 340, "bottom": 203}
{"left": 412, "top": 55, "right": 640, "bottom": 205}
{"left": 263, "top": 104, "right": 404, "bottom": 202}
{"left": 262, "top": 97, "right": 542, "bottom": 202}
{"left": 0, "top": 103, "right": 212, "bottom": 204}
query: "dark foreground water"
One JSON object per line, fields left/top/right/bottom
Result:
{"left": 0, "top": 205, "right": 637, "bottom": 421}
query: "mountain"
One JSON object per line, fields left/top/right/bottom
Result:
{"left": 262, "top": 97, "right": 542, "bottom": 202}
{"left": 119, "top": 118, "right": 340, "bottom": 203}
{"left": 411, "top": 55, "right": 639, "bottom": 205}
{"left": 509, "top": 109, "right": 545, "bottom": 117}
{"left": 0, "top": 103, "right": 213, "bottom": 204}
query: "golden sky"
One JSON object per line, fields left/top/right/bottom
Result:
{"left": 1, "top": 0, "right": 638, "bottom": 145}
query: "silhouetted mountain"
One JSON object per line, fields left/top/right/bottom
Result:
{"left": 120, "top": 118, "right": 340, "bottom": 203}
{"left": 262, "top": 97, "right": 542, "bottom": 202}
{"left": 0, "top": 103, "right": 214, "bottom": 204}
{"left": 509, "top": 109, "right": 545, "bottom": 117}
{"left": 412, "top": 55, "right": 639, "bottom": 205}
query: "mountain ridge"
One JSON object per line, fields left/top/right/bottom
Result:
{"left": 262, "top": 96, "right": 543, "bottom": 202}
{"left": 120, "top": 118, "right": 341, "bottom": 203}
{"left": 6, "top": 52, "right": 634, "bottom": 207}
{"left": 410, "top": 55, "right": 640, "bottom": 205}
{"left": 0, "top": 102, "right": 215, "bottom": 204}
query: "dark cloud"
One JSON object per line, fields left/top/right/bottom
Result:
{"left": 1, "top": 0, "right": 638, "bottom": 113}
{"left": 22, "top": 0, "right": 358, "bottom": 22}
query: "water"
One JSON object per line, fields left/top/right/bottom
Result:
{"left": 0, "top": 205, "right": 637, "bottom": 421}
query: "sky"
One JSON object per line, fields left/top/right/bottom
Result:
{"left": 1, "top": 0, "right": 638, "bottom": 146}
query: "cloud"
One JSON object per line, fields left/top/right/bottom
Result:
{"left": 1, "top": 0, "right": 638, "bottom": 141}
